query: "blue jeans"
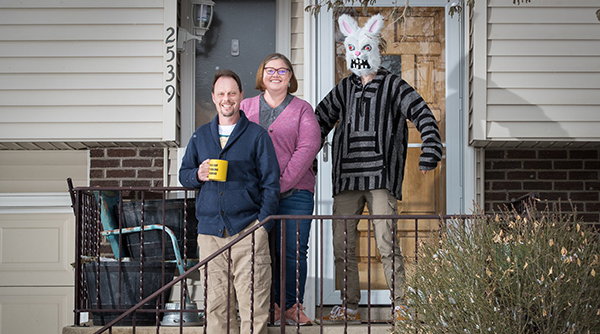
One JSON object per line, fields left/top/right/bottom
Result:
{"left": 273, "top": 190, "right": 314, "bottom": 310}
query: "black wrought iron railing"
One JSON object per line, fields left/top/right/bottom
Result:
{"left": 68, "top": 181, "right": 471, "bottom": 334}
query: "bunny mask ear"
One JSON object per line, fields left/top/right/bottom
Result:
{"left": 340, "top": 14, "right": 385, "bottom": 78}
{"left": 338, "top": 14, "right": 358, "bottom": 37}
{"left": 364, "top": 14, "right": 384, "bottom": 37}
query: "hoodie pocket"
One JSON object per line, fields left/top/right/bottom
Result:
{"left": 341, "top": 130, "right": 384, "bottom": 174}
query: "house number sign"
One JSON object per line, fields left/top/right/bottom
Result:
{"left": 165, "top": 27, "right": 176, "bottom": 103}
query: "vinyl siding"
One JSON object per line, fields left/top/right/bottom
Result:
{"left": 470, "top": 0, "right": 600, "bottom": 146}
{"left": 291, "top": 0, "right": 305, "bottom": 98}
{"left": 0, "top": 150, "right": 85, "bottom": 333}
{"left": 167, "top": 147, "right": 180, "bottom": 187}
{"left": 0, "top": 212, "right": 76, "bottom": 332}
{"left": 0, "top": 0, "right": 179, "bottom": 149}
{"left": 0, "top": 145, "right": 81, "bottom": 288}
{"left": 0, "top": 287, "right": 74, "bottom": 333}
{"left": 0, "top": 150, "right": 88, "bottom": 193}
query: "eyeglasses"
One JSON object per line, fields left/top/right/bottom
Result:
{"left": 264, "top": 67, "right": 290, "bottom": 76}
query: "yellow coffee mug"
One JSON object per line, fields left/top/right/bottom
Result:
{"left": 208, "top": 159, "right": 228, "bottom": 182}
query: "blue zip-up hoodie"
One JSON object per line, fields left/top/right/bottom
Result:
{"left": 179, "top": 111, "right": 280, "bottom": 237}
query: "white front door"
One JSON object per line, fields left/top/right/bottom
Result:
{"left": 313, "top": 0, "right": 469, "bottom": 306}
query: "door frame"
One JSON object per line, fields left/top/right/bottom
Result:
{"left": 179, "top": 0, "right": 291, "bottom": 147}
{"left": 310, "top": 0, "right": 474, "bottom": 306}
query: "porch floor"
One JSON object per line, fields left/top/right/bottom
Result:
{"left": 63, "top": 323, "right": 395, "bottom": 334}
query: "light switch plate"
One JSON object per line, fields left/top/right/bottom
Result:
{"left": 231, "top": 39, "right": 239, "bottom": 56}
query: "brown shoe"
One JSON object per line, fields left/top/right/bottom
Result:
{"left": 272, "top": 303, "right": 281, "bottom": 325}
{"left": 317, "top": 305, "right": 361, "bottom": 325}
{"left": 285, "top": 303, "right": 312, "bottom": 326}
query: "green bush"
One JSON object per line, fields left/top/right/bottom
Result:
{"left": 397, "top": 205, "right": 600, "bottom": 333}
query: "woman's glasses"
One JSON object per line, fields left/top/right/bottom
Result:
{"left": 264, "top": 67, "right": 290, "bottom": 76}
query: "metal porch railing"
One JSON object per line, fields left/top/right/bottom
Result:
{"left": 68, "top": 182, "right": 472, "bottom": 334}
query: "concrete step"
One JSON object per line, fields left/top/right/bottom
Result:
{"left": 63, "top": 307, "right": 399, "bottom": 333}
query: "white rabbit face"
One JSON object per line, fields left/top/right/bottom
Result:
{"left": 338, "top": 14, "right": 384, "bottom": 77}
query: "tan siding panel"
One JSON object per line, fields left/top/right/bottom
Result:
{"left": 488, "top": 56, "right": 600, "bottom": 72}
{"left": 471, "top": 0, "right": 488, "bottom": 143}
{"left": 0, "top": 106, "right": 163, "bottom": 123}
{"left": 0, "top": 8, "right": 164, "bottom": 24}
{"left": 488, "top": 7, "right": 598, "bottom": 24}
{"left": 0, "top": 41, "right": 162, "bottom": 57}
{"left": 1, "top": 166, "right": 85, "bottom": 182}
{"left": 0, "top": 2, "right": 176, "bottom": 145}
{"left": 291, "top": 17, "right": 303, "bottom": 32}
{"left": 2, "top": 73, "right": 162, "bottom": 90}
{"left": 161, "top": 0, "right": 178, "bottom": 143}
{"left": 0, "top": 213, "right": 75, "bottom": 285}
{"left": 0, "top": 24, "right": 164, "bottom": 41}
{"left": 0, "top": 122, "right": 163, "bottom": 141}
{"left": 291, "top": 1, "right": 303, "bottom": 16}
{"left": 0, "top": 150, "right": 86, "bottom": 166}
{"left": 294, "top": 64, "right": 305, "bottom": 80}
{"left": 0, "top": 0, "right": 163, "bottom": 7}
{"left": 468, "top": 0, "right": 489, "bottom": 142}
{"left": 480, "top": 2, "right": 600, "bottom": 143}
{"left": 0, "top": 286, "right": 74, "bottom": 334}
{"left": 488, "top": 40, "right": 600, "bottom": 56}
{"left": 488, "top": 72, "right": 600, "bottom": 89}
{"left": 0, "top": 89, "right": 162, "bottom": 106}
{"left": 488, "top": 105, "right": 600, "bottom": 122}
{"left": 291, "top": 49, "right": 303, "bottom": 64}
{"left": 291, "top": 33, "right": 303, "bottom": 49}
{"left": 296, "top": 79, "right": 304, "bottom": 97}
{"left": 487, "top": 121, "right": 599, "bottom": 140}
{"left": 0, "top": 151, "right": 87, "bottom": 193}
{"left": 2, "top": 181, "right": 84, "bottom": 192}
{"left": 167, "top": 148, "right": 178, "bottom": 187}
{"left": 0, "top": 57, "right": 162, "bottom": 73}
{"left": 489, "top": 24, "right": 600, "bottom": 40}
{"left": 488, "top": 88, "right": 600, "bottom": 105}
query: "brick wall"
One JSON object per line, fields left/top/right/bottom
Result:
{"left": 90, "top": 147, "right": 164, "bottom": 188}
{"left": 485, "top": 148, "right": 600, "bottom": 223}
{"left": 90, "top": 147, "right": 165, "bottom": 256}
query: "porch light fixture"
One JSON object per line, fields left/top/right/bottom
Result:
{"left": 191, "top": 0, "right": 214, "bottom": 37}
{"left": 178, "top": 0, "right": 215, "bottom": 52}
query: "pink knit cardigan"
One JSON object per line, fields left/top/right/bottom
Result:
{"left": 241, "top": 95, "right": 321, "bottom": 194}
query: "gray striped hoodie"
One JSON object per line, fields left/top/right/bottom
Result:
{"left": 315, "top": 68, "right": 443, "bottom": 200}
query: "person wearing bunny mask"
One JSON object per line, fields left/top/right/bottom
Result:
{"left": 315, "top": 14, "right": 443, "bottom": 324}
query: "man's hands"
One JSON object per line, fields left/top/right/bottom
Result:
{"left": 198, "top": 159, "right": 211, "bottom": 182}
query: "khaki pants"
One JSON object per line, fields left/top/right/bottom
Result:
{"left": 198, "top": 220, "right": 271, "bottom": 334}
{"left": 332, "top": 189, "right": 406, "bottom": 310}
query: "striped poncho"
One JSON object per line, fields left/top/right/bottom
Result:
{"left": 315, "top": 68, "right": 443, "bottom": 200}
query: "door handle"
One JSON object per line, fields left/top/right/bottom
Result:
{"left": 322, "top": 139, "right": 330, "bottom": 162}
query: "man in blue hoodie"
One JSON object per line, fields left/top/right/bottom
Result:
{"left": 179, "top": 69, "right": 280, "bottom": 334}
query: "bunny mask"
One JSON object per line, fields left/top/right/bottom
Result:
{"left": 338, "top": 14, "right": 384, "bottom": 77}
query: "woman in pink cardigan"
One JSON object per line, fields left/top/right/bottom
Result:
{"left": 240, "top": 53, "right": 321, "bottom": 326}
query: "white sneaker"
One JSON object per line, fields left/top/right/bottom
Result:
{"left": 317, "top": 305, "right": 361, "bottom": 324}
